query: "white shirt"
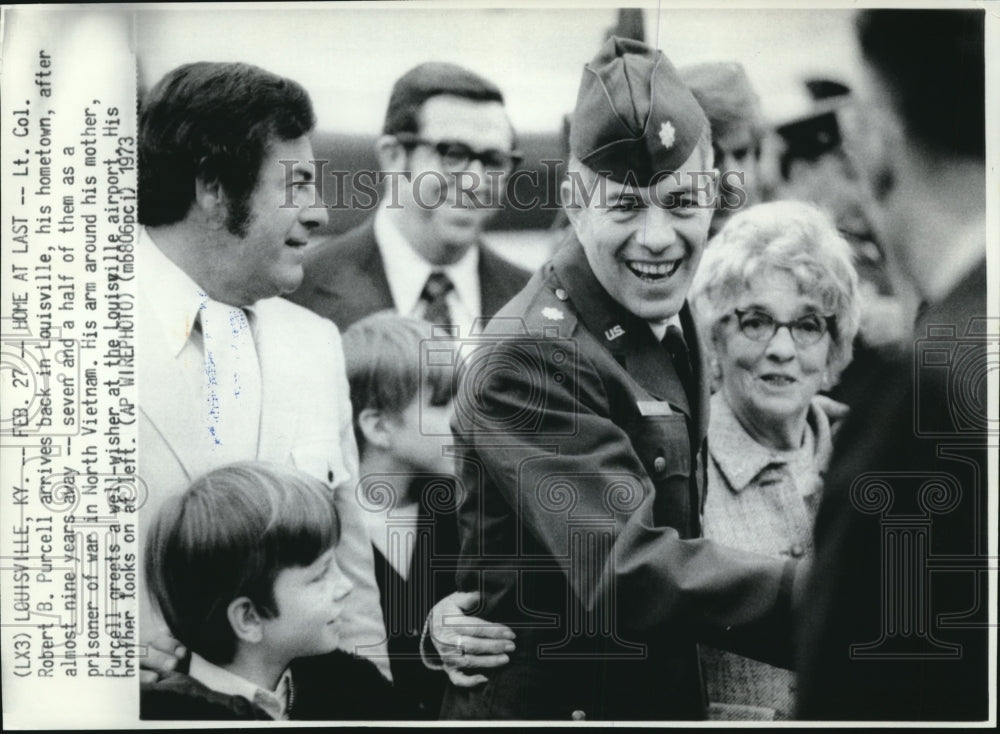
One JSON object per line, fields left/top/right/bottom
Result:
{"left": 139, "top": 227, "right": 206, "bottom": 360}
{"left": 139, "top": 227, "right": 392, "bottom": 682}
{"left": 647, "top": 314, "right": 684, "bottom": 342}
{"left": 374, "top": 205, "right": 481, "bottom": 337}
{"left": 189, "top": 652, "right": 292, "bottom": 720}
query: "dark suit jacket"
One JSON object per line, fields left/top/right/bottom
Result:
{"left": 440, "top": 238, "right": 797, "bottom": 721}
{"left": 140, "top": 650, "right": 407, "bottom": 720}
{"left": 797, "top": 262, "right": 989, "bottom": 720}
{"left": 371, "top": 475, "right": 461, "bottom": 720}
{"left": 287, "top": 217, "right": 531, "bottom": 330}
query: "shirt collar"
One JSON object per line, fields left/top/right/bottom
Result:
{"left": 140, "top": 228, "right": 258, "bottom": 356}
{"left": 140, "top": 227, "right": 208, "bottom": 358}
{"left": 188, "top": 652, "right": 292, "bottom": 720}
{"left": 708, "top": 391, "right": 832, "bottom": 494}
{"left": 647, "top": 315, "right": 683, "bottom": 341}
{"left": 373, "top": 204, "right": 481, "bottom": 317}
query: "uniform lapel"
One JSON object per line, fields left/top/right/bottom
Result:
{"left": 552, "top": 238, "right": 691, "bottom": 416}
{"left": 679, "top": 303, "right": 709, "bottom": 443}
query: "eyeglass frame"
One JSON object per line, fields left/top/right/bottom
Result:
{"left": 394, "top": 132, "right": 523, "bottom": 173}
{"left": 732, "top": 308, "right": 837, "bottom": 346}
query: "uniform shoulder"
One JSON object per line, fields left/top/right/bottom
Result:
{"left": 483, "top": 266, "right": 579, "bottom": 339}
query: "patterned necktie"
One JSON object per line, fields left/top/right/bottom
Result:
{"left": 420, "top": 271, "right": 455, "bottom": 327}
{"left": 663, "top": 324, "right": 694, "bottom": 399}
{"left": 199, "top": 298, "right": 262, "bottom": 464}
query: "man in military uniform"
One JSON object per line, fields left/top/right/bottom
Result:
{"left": 440, "top": 37, "right": 801, "bottom": 721}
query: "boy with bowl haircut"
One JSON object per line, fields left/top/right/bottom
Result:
{"left": 342, "top": 312, "right": 466, "bottom": 718}
{"left": 141, "top": 461, "right": 402, "bottom": 720}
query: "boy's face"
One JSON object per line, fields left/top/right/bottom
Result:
{"left": 387, "top": 395, "right": 455, "bottom": 476}
{"left": 260, "top": 548, "right": 353, "bottom": 661}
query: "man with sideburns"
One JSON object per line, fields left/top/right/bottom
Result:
{"left": 136, "top": 61, "right": 390, "bottom": 679}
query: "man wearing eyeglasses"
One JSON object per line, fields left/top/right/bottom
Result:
{"left": 288, "top": 61, "right": 532, "bottom": 717}
{"left": 441, "top": 37, "right": 802, "bottom": 721}
{"left": 290, "top": 62, "right": 530, "bottom": 337}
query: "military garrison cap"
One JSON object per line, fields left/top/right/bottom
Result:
{"left": 570, "top": 36, "right": 708, "bottom": 186}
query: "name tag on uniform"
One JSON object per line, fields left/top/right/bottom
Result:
{"left": 636, "top": 400, "right": 673, "bottom": 417}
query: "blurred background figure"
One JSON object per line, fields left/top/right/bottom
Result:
{"left": 797, "top": 9, "right": 988, "bottom": 720}
{"left": 691, "top": 201, "right": 860, "bottom": 721}
{"left": 762, "top": 75, "right": 909, "bottom": 402}
{"left": 289, "top": 62, "right": 530, "bottom": 336}
{"left": 680, "top": 62, "right": 765, "bottom": 238}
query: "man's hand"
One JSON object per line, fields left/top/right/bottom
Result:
{"left": 426, "top": 591, "right": 515, "bottom": 687}
{"left": 140, "top": 632, "right": 186, "bottom": 684}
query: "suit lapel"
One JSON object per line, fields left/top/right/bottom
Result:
{"left": 254, "top": 303, "right": 294, "bottom": 464}
{"left": 619, "top": 328, "right": 691, "bottom": 415}
{"left": 137, "top": 291, "right": 209, "bottom": 480}
{"left": 314, "top": 220, "right": 395, "bottom": 326}
{"left": 478, "top": 247, "right": 529, "bottom": 318}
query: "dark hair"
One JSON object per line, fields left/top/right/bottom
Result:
{"left": 138, "top": 62, "right": 316, "bottom": 233}
{"left": 342, "top": 312, "right": 452, "bottom": 457}
{"left": 856, "top": 10, "right": 984, "bottom": 159}
{"left": 145, "top": 461, "right": 339, "bottom": 666}
{"left": 382, "top": 61, "right": 505, "bottom": 137}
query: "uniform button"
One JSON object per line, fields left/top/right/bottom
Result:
{"left": 571, "top": 710, "right": 586, "bottom": 721}
{"left": 555, "top": 288, "right": 568, "bottom": 301}
{"left": 790, "top": 544, "right": 805, "bottom": 558}
{"left": 653, "top": 456, "right": 666, "bottom": 473}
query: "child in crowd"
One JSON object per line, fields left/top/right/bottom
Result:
{"left": 342, "top": 312, "right": 460, "bottom": 718}
{"left": 140, "top": 461, "right": 405, "bottom": 720}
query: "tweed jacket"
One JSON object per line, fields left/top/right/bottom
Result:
{"left": 701, "top": 392, "right": 832, "bottom": 720}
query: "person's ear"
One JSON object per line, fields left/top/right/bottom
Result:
{"left": 194, "top": 175, "right": 228, "bottom": 229}
{"left": 358, "top": 407, "right": 394, "bottom": 451}
{"left": 375, "top": 135, "right": 409, "bottom": 174}
{"left": 228, "top": 597, "right": 264, "bottom": 644}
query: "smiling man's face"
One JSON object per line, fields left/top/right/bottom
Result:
{"left": 214, "top": 135, "right": 328, "bottom": 306}
{"left": 564, "top": 141, "right": 714, "bottom": 322}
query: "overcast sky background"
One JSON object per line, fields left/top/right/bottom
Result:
{"left": 137, "top": 3, "right": 864, "bottom": 135}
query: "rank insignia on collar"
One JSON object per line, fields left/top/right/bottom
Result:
{"left": 605, "top": 324, "right": 626, "bottom": 341}
{"left": 659, "top": 121, "right": 676, "bottom": 150}
{"left": 542, "top": 307, "right": 564, "bottom": 321}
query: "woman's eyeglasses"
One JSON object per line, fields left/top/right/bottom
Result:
{"left": 733, "top": 308, "right": 836, "bottom": 346}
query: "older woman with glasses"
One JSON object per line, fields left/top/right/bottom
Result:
{"left": 690, "top": 200, "right": 861, "bottom": 721}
